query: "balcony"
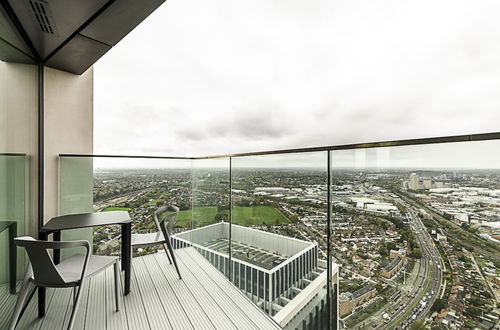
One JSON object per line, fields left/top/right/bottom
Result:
{"left": 4, "top": 248, "right": 280, "bottom": 330}
{"left": 2, "top": 134, "right": 500, "bottom": 330}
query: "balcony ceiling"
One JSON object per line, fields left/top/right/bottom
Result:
{"left": 0, "top": 0, "right": 164, "bottom": 74}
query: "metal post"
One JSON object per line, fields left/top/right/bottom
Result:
{"left": 37, "top": 62, "right": 45, "bottom": 318}
{"left": 326, "top": 151, "right": 332, "bottom": 329}
{"left": 37, "top": 62, "right": 44, "bottom": 236}
{"left": 228, "top": 157, "right": 232, "bottom": 278}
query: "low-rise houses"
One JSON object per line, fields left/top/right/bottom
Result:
{"left": 339, "top": 285, "right": 377, "bottom": 316}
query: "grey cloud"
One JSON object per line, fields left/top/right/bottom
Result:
{"left": 94, "top": 0, "right": 500, "bottom": 158}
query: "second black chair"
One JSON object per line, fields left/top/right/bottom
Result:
{"left": 131, "top": 205, "right": 181, "bottom": 279}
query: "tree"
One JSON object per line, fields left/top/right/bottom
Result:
{"left": 431, "top": 298, "right": 446, "bottom": 312}
{"left": 410, "top": 321, "right": 426, "bottom": 330}
{"left": 379, "top": 245, "right": 389, "bottom": 257}
{"left": 387, "top": 242, "right": 397, "bottom": 251}
{"left": 412, "top": 248, "right": 423, "bottom": 259}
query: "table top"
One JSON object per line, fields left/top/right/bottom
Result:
{"left": 41, "top": 211, "right": 132, "bottom": 232}
{"left": 0, "top": 221, "right": 16, "bottom": 232}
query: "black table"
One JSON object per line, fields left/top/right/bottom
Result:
{"left": 0, "top": 221, "right": 17, "bottom": 294}
{"left": 38, "top": 211, "right": 132, "bottom": 318}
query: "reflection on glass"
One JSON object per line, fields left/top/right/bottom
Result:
{"left": 0, "top": 154, "right": 27, "bottom": 328}
{"left": 172, "top": 158, "right": 230, "bottom": 276}
{"left": 331, "top": 141, "right": 500, "bottom": 329}
{"left": 230, "top": 152, "right": 337, "bottom": 330}
{"left": 60, "top": 157, "right": 192, "bottom": 258}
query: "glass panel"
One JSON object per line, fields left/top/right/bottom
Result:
{"left": 59, "top": 157, "right": 93, "bottom": 259}
{"left": 60, "top": 156, "right": 191, "bottom": 259}
{"left": 331, "top": 140, "right": 500, "bottom": 329}
{"left": 0, "top": 154, "right": 27, "bottom": 297}
{"left": 178, "top": 158, "right": 230, "bottom": 277}
{"left": 231, "top": 152, "right": 330, "bottom": 329}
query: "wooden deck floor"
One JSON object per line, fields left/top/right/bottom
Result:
{"left": 2, "top": 247, "right": 281, "bottom": 330}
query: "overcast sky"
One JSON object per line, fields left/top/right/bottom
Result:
{"left": 94, "top": 0, "right": 500, "bottom": 160}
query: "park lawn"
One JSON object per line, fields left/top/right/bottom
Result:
{"left": 102, "top": 206, "right": 131, "bottom": 212}
{"left": 175, "top": 207, "right": 218, "bottom": 228}
{"left": 232, "top": 206, "right": 289, "bottom": 226}
{"left": 174, "top": 206, "right": 289, "bottom": 228}
{"left": 141, "top": 199, "right": 162, "bottom": 207}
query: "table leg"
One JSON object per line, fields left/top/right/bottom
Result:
{"left": 121, "top": 223, "right": 131, "bottom": 295}
{"left": 53, "top": 231, "right": 61, "bottom": 265}
{"left": 9, "top": 222, "right": 17, "bottom": 294}
{"left": 38, "top": 231, "right": 48, "bottom": 318}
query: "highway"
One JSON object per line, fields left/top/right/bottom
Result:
{"left": 385, "top": 197, "right": 443, "bottom": 329}
{"left": 347, "top": 194, "right": 444, "bottom": 329}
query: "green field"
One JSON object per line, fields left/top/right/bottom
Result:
{"left": 141, "top": 199, "right": 162, "bottom": 207}
{"left": 102, "top": 206, "right": 132, "bottom": 212}
{"left": 175, "top": 206, "right": 289, "bottom": 228}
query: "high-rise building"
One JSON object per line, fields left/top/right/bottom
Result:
{"left": 173, "top": 223, "right": 340, "bottom": 329}
{"left": 409, "top": 173, "right": 420, "bottom": 190}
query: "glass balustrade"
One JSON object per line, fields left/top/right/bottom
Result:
{"left": 330, "top": 140, "right": 500, "bottom": 329}
{"left": 0, "top": 154, "right": 28, "bottom": 328}
{"left": 57, "top": 136, "right": 500, "bottom": 329}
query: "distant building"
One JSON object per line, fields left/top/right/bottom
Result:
{"left": 389, "top": 249, "right": 407, "bottom": 262}
{"left": 423, "top": 178, "right": 432, "bottom": 190}
{"left": 380, "top": 256, "right": 404, "bottom": 279}
{"left": 339, "top": 285, "right": 377, "bottom": 316}
{"left": 409, "top": 173, "right": 420, "bottom": 191}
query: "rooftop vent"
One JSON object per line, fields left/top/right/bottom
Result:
{"left": 28, "top": 0, "right": 58, "bottom": 36}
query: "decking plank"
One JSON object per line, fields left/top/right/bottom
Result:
{"left": 140, "top": 255, "right": 194, "bottom": 329}
{"left": 180, "top": 250, "right": 265, "bottom": 330}
{"left": 16, "top": 288, "right": 56, "bottom": 330}
{"left": 70, "top": 278, "right": 90, "bottom": 329}
{"left": 173, "top": 249, "right": 239, "bottom": 330}
{"left": 154, "top": 252, "right": 216, "bottom": 330}
{"left": 185, "top": 250, "right": 281, "bottom": 330}
{"left": 39, "top": 287, "right": 72, "bottom": 330}
{"left": 132, "top": 257, "right": 172, "bottom": 329}
{"left": 0, "top": 284, "right": 20, "bottom": 329}
{"left": 123, "top": 263, "right": 150, "bottom": 329}
{"left": 11, "top": 248, "right": 281, "bottom": 330}
{"left": 85, "top": 271, "right": 107, "bottom": 329}
{"left": 104, "top": 267, "right": 128, "bottom": 329}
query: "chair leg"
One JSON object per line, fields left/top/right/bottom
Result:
{"left": 8, "top": 266, "right": 34, "bottom": 330}
{"left": 164, "top": 236, "right": 181, "bottom": 279}
{"left": 162, "top": 243, "right": 173, "bottom": 264}
{"left": 67, "top": 282, "right": 84, "bottom": 330}
{"left": 114, "top": 260, "right": 120, "bottom": 312}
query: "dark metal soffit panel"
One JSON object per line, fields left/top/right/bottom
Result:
{"left": 44, "top": 34, "right": 110, "bottom": 74}
{"left": 0, "top": 37, "right": 35, "bottom": 63}
{"left": 8, "top": 0, "right": 108, "bottom": 59}
{"left": 0, "top": 4, "right": 36, "bottom": 63}
{"left": 2, "top": 0, "right": 165, "bottom": 74}
{"left": 81, "top": 0, "right": 165, "bottom": 46}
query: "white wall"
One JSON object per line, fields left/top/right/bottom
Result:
{"left": 0, "top": 62, "right": 37, "bottom": 284}
{"left": 44, "top": 66, "right": 94, "bottom": 224}
{"left": 0, "top": 62, "right": 38, "bottom": 235}
{"left": 0, "top": 63, "right": 94, "bottom": 231}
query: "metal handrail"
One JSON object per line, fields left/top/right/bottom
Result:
{"left": 59, "top": 131, "right": 500, "bottom": 160}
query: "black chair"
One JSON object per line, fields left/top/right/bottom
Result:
{"left": 131, "top": 205, "right": 181, "bottom": 279}
{"left": 9, "top": 237, "right": 120, "bottom": 330}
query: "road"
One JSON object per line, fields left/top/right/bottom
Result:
{"left": 346, "top": 193, "right": 444, "bottom": 329}
{"left": 385, "top": 198, "right": 443, "bottom": 329}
